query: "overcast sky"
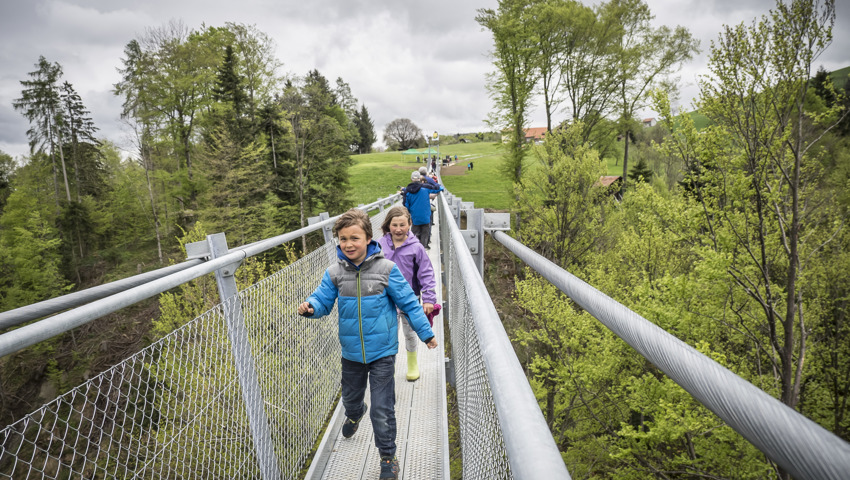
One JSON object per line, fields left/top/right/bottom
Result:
{"left": 1, "top": 0, "right": 848, "bottom": 162}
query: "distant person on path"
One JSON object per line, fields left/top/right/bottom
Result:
{"left": 469, "top": 161, "right": 474, "bottom": 171}
{"left": 298, "top": 209, "right": 437, "bottom": 480}
{"left": 378, "top": 206, "right": 438, "bottom": 381}
{"left": 467, "top": 163, "right": 471, "bottom": 171}
{"left": 403, "top": 171, "right": 443, "bottom": 249}
{"left": 419, "top": 166, "right": 440, "bottom": 226}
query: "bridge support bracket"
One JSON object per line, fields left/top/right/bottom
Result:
{"left": 307, "top": 212, "right": 334, "bottom": 244}
{"left": 460, "top": 208, "right": 484, "bottom": 275}
{"left": 185, "top": 237, "right": 242, "bottom": 276}
{"left": 483, "top": 212, "right": 511, "bottom": 232}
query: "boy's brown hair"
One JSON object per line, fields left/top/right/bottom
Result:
{"left": 333, "top": 208, "right": 373, "bottom": 239}
{"left": 380, "top": 206, "right": 412, "bottom": 235}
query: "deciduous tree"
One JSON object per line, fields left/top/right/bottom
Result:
{"left": 477, "top": 0, "right": 539, "bottom": 184}
{"left": 382, "top": 118, "right": 422, "bottom": 151}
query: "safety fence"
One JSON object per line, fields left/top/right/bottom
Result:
{"left": 489, "top": 230, "right": 850, "bottom": 480}
{"left": 0, "top": 200, "right": 396, "bottom": 479}
{"left": 438, "top": 193, "right": 570, "bottom": 479}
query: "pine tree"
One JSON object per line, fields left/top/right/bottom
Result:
{"left": 354, "top": 104, "right": 376, "bottom": 154}
{"left": 627, "top": 156, "right": 652, "bottom": 183}
{"left": 59, "top": 81, "right": 102, "bottom": 201}
{"left": 213, "top": 45, "right": 248, "bottom": 135}
{"left": 13, "top": 56, "right": 72, "bottom": 205}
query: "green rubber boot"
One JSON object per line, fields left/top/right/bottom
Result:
{"left": 406, "top": 351, "right": 420, "bottom": 381}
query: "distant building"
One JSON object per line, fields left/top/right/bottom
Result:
{"left": 642, "top": 117, "right": 657, "bottom": 128}
{"left": 501, "top": 127, "right": 548, "bottom": 144}
{"left": 594, "top": 175, "right": 623, "bottom": 201}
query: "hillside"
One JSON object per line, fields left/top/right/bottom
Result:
{"left": 350, "top": 139, "right": 630, "bottom": 210}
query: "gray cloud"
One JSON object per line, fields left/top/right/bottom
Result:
{"left": 0, "top": 0, "right": 848, "bottom": 161}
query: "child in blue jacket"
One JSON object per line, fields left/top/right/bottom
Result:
{"left": 298, "top": 208, "right": 437, "bottom": 480}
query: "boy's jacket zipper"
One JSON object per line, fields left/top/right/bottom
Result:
{"left": 357, "top": 270, "right": 365, "bottom": 363}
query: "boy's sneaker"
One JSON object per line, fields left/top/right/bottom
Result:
{"left": 342, "top": 404, "right": 367, "bottom": 438}
{"left": 379, "top": 456, "right": 399, "bottom": 479}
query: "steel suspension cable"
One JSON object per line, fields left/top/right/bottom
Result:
{"left": 491, "top": 230, "right": 850, "bottom": 480}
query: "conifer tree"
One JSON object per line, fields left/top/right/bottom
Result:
{"left": 354, "top": 104, "right": 376, "bottom": 154}
{"left": 627, "top": 156, "right": 652, "bottom": 183}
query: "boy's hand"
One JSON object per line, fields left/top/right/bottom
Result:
{"left": 423, "top": 303, "right": 434, "bottom": 315}
{"left": 298, "top": 302, "right": 314, "bottom": 316}
{"left": 426, "top": 338, "right": 438, "bottom": 349}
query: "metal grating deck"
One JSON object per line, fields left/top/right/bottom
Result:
{"left": 306, "top": 213, "right": 450, "bottom": 480}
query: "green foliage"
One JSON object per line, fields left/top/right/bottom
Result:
{"left": 626, "top": 156, "right": 652, "bottom": 183}
{"left": 0, "top": 159, "right": 70, "bottom": 310}
{"left": 515, "top": 124, "right": 616, "bottom": 267}
{"left": 477, "top": 0, "right": 540, "bottom": 184}
{"left": 353, "top": 104, "right": 377, "bottom": 154}
{"left": 0, "top": 150, "right": 14, "bottom": 213}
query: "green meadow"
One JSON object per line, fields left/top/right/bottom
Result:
{"left": 349, "top": 141, "right": 626, "bottom": 210}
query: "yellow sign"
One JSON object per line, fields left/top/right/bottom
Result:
{"left": 432, "top": 131, "right": 439, "bottom": 140}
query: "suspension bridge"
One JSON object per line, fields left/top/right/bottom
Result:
{"left": 0, "top": 186, "right": 848, "bottom": 479}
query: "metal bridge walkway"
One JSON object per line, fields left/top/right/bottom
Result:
{"left": 307, "top": 213, "right": 449, "bottom": 480}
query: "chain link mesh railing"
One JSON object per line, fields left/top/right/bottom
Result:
{"left": 440, "top": 213, "right": 511, "bottom": 479}
{"left": 0, "top": 205, "right": 395, "bottom": 479}
{"left": 437, "top": 191, "right": 569, "bottom": 480}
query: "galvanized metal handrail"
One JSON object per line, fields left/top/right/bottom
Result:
{"left": 0, "top": 260, "right": 205, "bottom": 330}
{"left": 439, "top": 192, "right": 571, "bottom": 479}
{"left": 490, "top": 230, "right": 850, "bottom": 480}
{"left": 0, "top": 195, "right": 398, "bottom": 358}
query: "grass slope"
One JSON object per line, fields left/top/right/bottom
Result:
{"left": 829, "top": 65, "right": 850, "bottom": 88}
{"left": 349, "top": 142, "right": 516, "bottom": 210}
{"left": 349, "top": 141, "right": 626, "bottom": 211}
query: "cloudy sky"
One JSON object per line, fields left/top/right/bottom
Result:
{"left": 0, "top": 0, "right": 848, "bottom": 161}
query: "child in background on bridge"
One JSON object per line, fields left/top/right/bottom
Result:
{"left": 377, "top": 206, "right": 438, "bottom": 382}
{"left": 298, "top": 208, "right": 437, "bottom": 480}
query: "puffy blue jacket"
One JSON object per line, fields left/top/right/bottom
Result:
{"left": 305, "top": 241, "right": 435, "bottom": 364}
{"left": 403, "top": 182, "right": 443, "bottom": 226}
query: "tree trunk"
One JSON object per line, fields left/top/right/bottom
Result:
{"left": 143, "top": 148, "right": 163, "bottom": 264}
{"left": 620, "top": 129, "right": 630, "bottom": 196}
{"left": 56, "top": 126, "right": 72, "bottom": 203}
{"left": 298, "top": 141, "right": 307, "bottom": 253}
{"left": 270, "top": 125, "right": 277, "bottom": 170}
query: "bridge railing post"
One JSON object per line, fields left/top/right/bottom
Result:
{"left": 204, "top": 232, "right": 282, "bottom": 480}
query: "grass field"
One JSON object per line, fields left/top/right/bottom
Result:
{"left": 349, "top": 141, "right": 627, "bottom": 211}
{"left": 349, "top": 142, "right": 516, "bottom": 210}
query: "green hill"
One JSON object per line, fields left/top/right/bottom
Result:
{"left": 349, "top": 141, "right": 514, "bottom": 210}
{"left": 350, "top": 138, "right": 627, "bottom": 211}
{"left": 829, "top": 65, "right": 850, "bottom": 88}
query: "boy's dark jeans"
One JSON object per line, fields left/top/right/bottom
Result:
{"left": 341, "top": 355, "right": 397, "bottom": 457}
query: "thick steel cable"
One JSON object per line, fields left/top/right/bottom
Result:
{"left": 439, "top": 193, "right": 571, "bottom": 479}
{"left": 0, "top": 260, "right": 204, "bottom": 330}
{"left": 0, "top": 194, "right": 399, "bottom": 358}
{"left": 491, "top": 230, "right": 850, "bottom": 480}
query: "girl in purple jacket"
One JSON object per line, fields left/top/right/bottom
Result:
{"left": 377, "top": 206, "right": 437, "bottom": 381}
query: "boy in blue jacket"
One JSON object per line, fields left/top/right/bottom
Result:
{"left": 298, "top": 208, "right": 437, "bottom": 480}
